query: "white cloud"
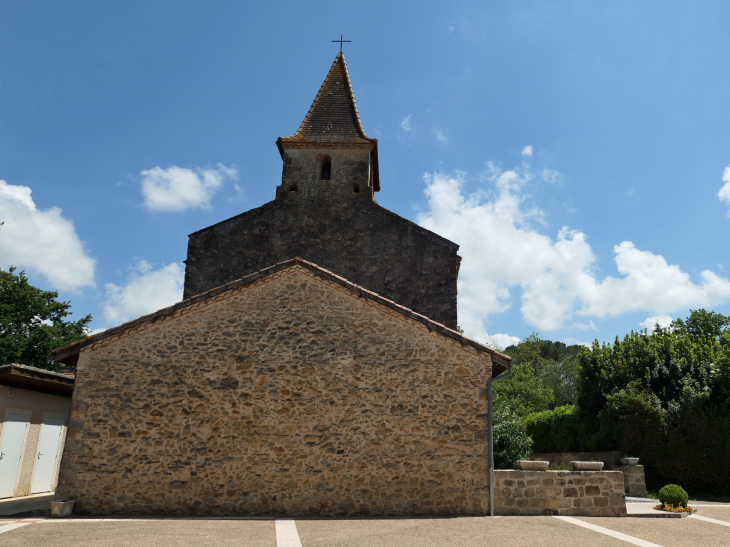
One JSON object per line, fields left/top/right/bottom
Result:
{"left": 542, "top": 169, "right": 560, "bottom": 184}
{"left": 400, "top": 115, "right": 413, "bottom": 132}
{"left": 417, "top": 161, "right": 730, "bottom": 340}
{"left": 639, "top": 315, "right": 674, "bottom": 332}
{"left": 433, "top": 129, "right": 448, "bottom": 143}
{"left": 718, "top": 166, "right": 730, "bottom": 217}
{"left": 0, "top": 180, "right": 95, "bottom": 291}
{"left": 573, "top": 320, "right": 598, "bottom": 331}
{"left": 227, "top": 183, "right": 246, "bottom": 202}
{"left": 489, "top": 333, "right": 521, "bottom": 351}
{"left": 521, "top": 145, "right": 533, "bottom": 157}
{"left": 102, "top": 260, "right": 184, "bottom": 326}
{"left": 140, "top": 164, "right": 237, "bottom": 212}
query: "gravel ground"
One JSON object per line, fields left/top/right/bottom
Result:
{"left": 578, "top": 515, "right": 730, "bottom": 547}
{"left": 295, "top": 516, "right": 627, "bottom": 547}
{"left": 2, "top": 512, "right": 730, "bottom": 547}
{"left": 0, "top": 520, "right": 276, "bottom": 547}
{"left": 695, "top": 506, "right": 730, "bottom": 524}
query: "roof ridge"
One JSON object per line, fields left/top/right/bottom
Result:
{"left": 52, "top": 258, "right": 510, "bottom": 371}
{"left": 338, "top": 52, "right": 369, "bottom": 140}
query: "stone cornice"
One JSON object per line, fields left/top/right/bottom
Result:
{"left": 277, "top": 140, "right": 376, "bottom": 151}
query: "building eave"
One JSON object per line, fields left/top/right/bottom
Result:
{"left": 0, "top": 363, "right": 75, "bottom": 397}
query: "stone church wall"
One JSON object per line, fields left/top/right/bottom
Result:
{"left": 58, "top": 267, "right": 491, "bottom": 516}
{"left": 183, "top": 194, "right": 460, "bottom": 330}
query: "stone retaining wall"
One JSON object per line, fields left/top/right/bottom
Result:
{"left": 493, "top": 470, "right": 627, "bottom": 517}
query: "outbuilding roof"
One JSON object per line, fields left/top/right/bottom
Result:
{"left": 0, "top": 363, "right": 75, "bottom": 397}
{"left": 53, "top": 258, "right": 510, "bottom": 374}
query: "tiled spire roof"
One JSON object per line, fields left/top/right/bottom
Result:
{"left": 279, "top": 52, "right": 375, "bottom": 145}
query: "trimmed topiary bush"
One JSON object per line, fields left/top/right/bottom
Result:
{"left": 658, "top": 484, "right": 689, "bottom": 508}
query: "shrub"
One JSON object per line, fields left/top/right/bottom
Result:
{"left": 525, "top": 405, "right": 585, "bottom": 452}
{"left": 658, "top": 484, "right": 689, "bottom": 508}
{"left": 493, "top": 407, "right": 532, "bottom": 469}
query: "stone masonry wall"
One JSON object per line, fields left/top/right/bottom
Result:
{"left": 183, "top": 182, "right": 461, "bottom": 330}
{"left": 493, "top": 470, "right": 627, "bottom": 517}
{"left": 619, "top": 465, "right": 646, "bottom": 497}
{"left": 58, "top": 266, "right": 492, "bottom": 516}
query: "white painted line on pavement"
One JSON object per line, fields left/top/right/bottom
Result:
{"left": 690, "top": 504, "right": 730, "bottom": 507}
{"left": 275, "top": 518, "right": 303, "bottom": 547}
{"left": 690, "top": 514, "right": 730, "bottom": 527}
{"left": 554, "top": 515, "right": 664, "bottom": 547}
{"left": 0, "top": 520, "right": 37, "bottom": 535}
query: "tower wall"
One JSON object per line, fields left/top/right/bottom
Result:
{"left": 278, "top": 146, "right": 373, "bottom": 199}
{"left": 182, "top": 192, "right": 460, "bottom": 329}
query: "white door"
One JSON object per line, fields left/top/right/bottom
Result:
{"left": 30, "top": 416, "right": 65, "bottom": 494}
{"left": 0, "top": 411, "right": 30, "bottom": 498}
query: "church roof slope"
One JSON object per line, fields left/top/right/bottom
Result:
{"left": 53, "top": 258, "right": 510, "bottom": 373}
{"left": 278, "top": 52, "right": 375, "bottom": 145}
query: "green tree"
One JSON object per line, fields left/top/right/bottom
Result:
{"left": 576, "top": 311, "right": 730, "bottom": 494}
{"left": 672, "top": 308, "right": 730, "bottom": 338}
{"left": 498, "top": 333, "right": 583, "bottom": 412}
{"left": 0, "top": 267, "right": 91, "bottom": 370}
{"left": 492, "top": 363, "right": 554, "bottom": 419}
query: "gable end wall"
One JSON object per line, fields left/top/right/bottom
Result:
{"left": 58, "top": 267, "right": 490, "bottom": 516}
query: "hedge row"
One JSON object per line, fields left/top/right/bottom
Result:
{"left": 526, "top": 399, "right": 730, "bottom": 495}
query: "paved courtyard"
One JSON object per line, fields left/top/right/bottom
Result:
{"left": 0, "top": 504, "right": 728, "bottom": 547}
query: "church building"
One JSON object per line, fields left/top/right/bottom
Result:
{"left": 52, "top": 53, "right": 511, "bottom": 516}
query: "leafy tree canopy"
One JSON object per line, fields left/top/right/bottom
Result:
{"left": 0, "top": 267, "right": 91, "bottom": 370}
{"left": 493, "top": 333, "right": 583, "bottom": 418}
{"left": 672, "top": 308, "right": 730, "bottom": 339}
{"left": 574, "top": 311, "right": 730, "bottom": 494}
{"left": 577, "top": 311, "right": 730, "bottom": 419}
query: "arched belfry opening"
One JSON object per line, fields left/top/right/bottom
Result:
{"left": 320, "top": 158, "right": 332, "bottom": 180}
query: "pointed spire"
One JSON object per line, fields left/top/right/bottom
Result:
{"left": 277, "top": 53, "right": 380, "bottom": 192}
{"left": 279, "top": 52, "right": 374, "bottom": 144}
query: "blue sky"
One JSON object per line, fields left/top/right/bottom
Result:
{"left": 1, "top": 1, "right": 729, "bottom": 349}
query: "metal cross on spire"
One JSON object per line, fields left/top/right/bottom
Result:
{"left": 332, "top": 35, "right": 351, "bottom": 52}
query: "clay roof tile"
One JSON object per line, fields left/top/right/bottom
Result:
{"left": 280, "top": 52, "right": 373, "bottom": 144}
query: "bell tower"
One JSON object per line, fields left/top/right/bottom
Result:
{"left": 275, "top": 53, "right": 379, "bottom": 201}
{"left": 183, "top": 51, "right": 461, "bottom": 329}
